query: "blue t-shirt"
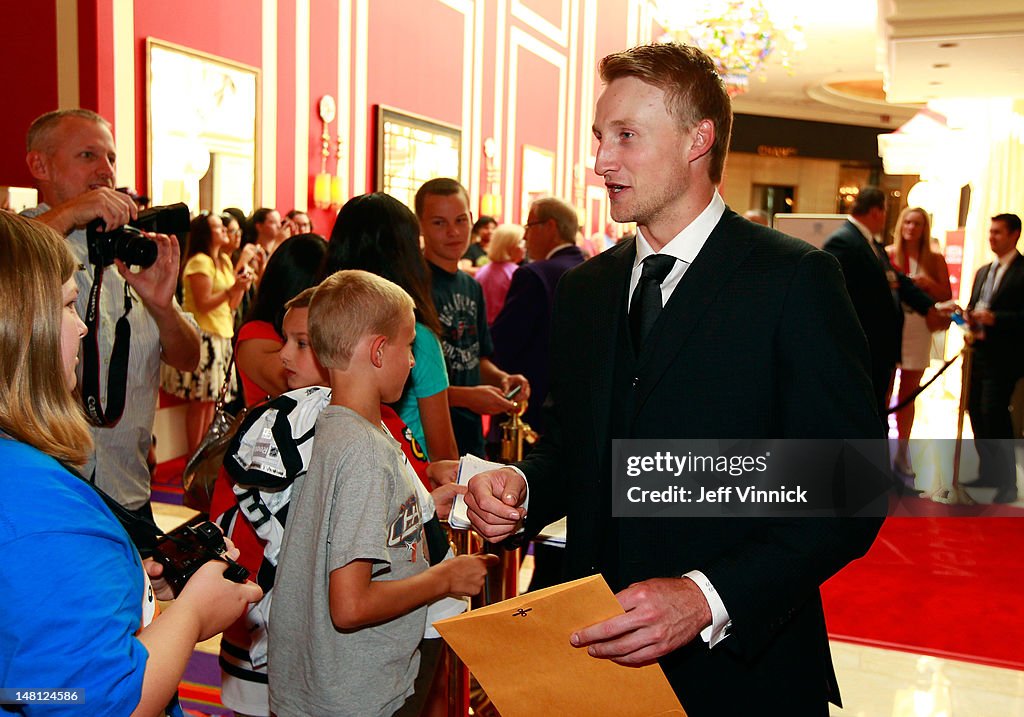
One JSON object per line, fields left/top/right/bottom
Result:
{"left": 391, "top": 322, "right": 449, "bottom": 460}
{"left": 0, "top": 438, "right": 164, "bottom": 715}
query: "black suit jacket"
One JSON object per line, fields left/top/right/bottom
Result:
{"left": 491, "top": 244, "right": 586, "bottom": 431}
{"left": 517, "top": 209, "right": 883, "bottom": 714}
{"left": 822, "top": 220, "right": 934, "bottom": 376}
{"left": 968, "top": 251, "right": 1024, "bottom": 380}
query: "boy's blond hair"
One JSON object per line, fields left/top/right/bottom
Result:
{"left": 284, "top": 285, "right": 318, "bottom": 312}
{"left": 309, "top": 270, "right": 414, "bottom": 370}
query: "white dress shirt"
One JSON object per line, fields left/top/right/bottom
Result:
{"left": 518, "top": 191, "right": 733, "bottom": 647}
{"left": 627, "top": 191, "right": 726, "bottom": 311}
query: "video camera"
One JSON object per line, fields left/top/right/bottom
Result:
{"left": 86, "top": 202, "right": 190, "bottom": 269}
{"left": 152, "top": 516, "right": 250, "bottom": 597}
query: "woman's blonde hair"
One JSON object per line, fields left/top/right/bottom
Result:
{"left": 891, "top": 206, "right": 937, "bottom": 269}
{"left": 486, "top": 223, "right": 525, "bottom": 263}
{"left": 0, "top": 212, "right": 92, "bottom": 465}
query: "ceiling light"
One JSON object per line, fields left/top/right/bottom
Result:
{"left": 655, "top": 0, "right": 805, "bottom": 97}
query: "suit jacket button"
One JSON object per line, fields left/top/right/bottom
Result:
{"left": 632, "top": 377, "right": 639, "bottom": 387}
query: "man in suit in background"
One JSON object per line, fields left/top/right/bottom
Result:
{"left": 491, "top": 196, "right": 585, "bottom": 435}
{"left": 822, "top": 187, "right": 940, "bottom": 424}
{"left": 491, "top": 196, "right": 584, "bottom": 589}
{"left": 466, "top": 43, "right": 882, "bottom": 715}
{"left": 962, "top": 213, "right": 1024, "bottom": 503}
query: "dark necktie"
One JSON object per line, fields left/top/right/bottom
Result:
{"left": 872, "top": 240, "right": 900, "bottom": 309}
{"left": 629, "top": 254, "right": 677, "bottom": 351}
{"left": 979, "top": 262, "right": 1000, "bottom": 305}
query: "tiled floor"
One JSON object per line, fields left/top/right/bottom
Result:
{"left": 828, "top": 642, "right": 1024, "bottom": 716}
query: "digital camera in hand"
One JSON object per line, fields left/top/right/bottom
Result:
{"left": 86, "top": 202, "right": 190, "bottom": 269}
{"left": 152, "top": 516, "right": 250, "bottom": 597}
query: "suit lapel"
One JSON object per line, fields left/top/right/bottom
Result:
{"left": 586, "top": 240, "right": 635, "bottom": 450}
{"left": 633, "top": 211, "right": 755, "bottom": 413}
{"left": 970, "top": 263, "right": 990, "bottom": 306}
{"left": 992, "top": 252, "right": 1024, "bottom": 303}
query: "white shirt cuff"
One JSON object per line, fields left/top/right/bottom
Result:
{"left": 684, "top": 570, "right": 731, "bottom": 647}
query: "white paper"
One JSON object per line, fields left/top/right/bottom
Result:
{"left": 448, "top": 454, "right": 506, "bottom": 529}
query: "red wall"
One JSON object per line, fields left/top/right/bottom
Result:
{"left": 0, "top": 0, "right": 638, "bottom": 233}
{"left": 0, "top": 0, "right": 59, "bottom": 187}
{"left": 132, "top": 0, "right": 264, "bottom": 197}
{"left": 305, "top": 0, "right": 341, "bottom": 233}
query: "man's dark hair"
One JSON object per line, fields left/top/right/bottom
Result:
{"left": 851, "top": 187, "right": 886, "bottom": 216}
{"left": 472, "top": 216, "right": 496, "bottom": 235}
{"left": 599, "top": 43, "right": 732, "bottom": 184}
{"left": 414, "top": 178, "right": 470, "bottom": 219}
{"left": 992, "top": 213, "right": 1022, "bottom": 235}
{"left": 27, "top": 109, "right": 110, "bottom": 153}
{"left": 252, "top": 207, "right": 277, "bottom": 226}
{"left": 286, "top": 208, "right": 312, "bottom": 231}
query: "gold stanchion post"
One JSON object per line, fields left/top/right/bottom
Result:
{"left": 932, "top": 346, "right": 976, "bottom": 505}
{"left": 448, "top": 400, "right": 537, "bottom": 716}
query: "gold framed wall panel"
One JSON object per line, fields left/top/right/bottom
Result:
{"left": 504, "top": 26, "right": 568, "bottom": 223}
{"left": 375, "top": 105, "right": 463, "bottom": 211}
{"left": 146, "top": 38, "right": 261, "bottom": 213}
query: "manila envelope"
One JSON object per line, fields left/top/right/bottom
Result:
{"left": 433, "top": 574, "right": 686, "bottom": 717}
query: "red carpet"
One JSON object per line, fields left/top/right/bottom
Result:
{"left": 822, "top": 513, "right": 1024, "bottom": 671}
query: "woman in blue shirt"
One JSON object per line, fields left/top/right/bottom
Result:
{"left": 0, "top": 211, "right": 261, "bottom": 716}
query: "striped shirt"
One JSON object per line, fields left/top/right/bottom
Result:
{"left": 24, "top": 204, "right": 196, "bottom": 509}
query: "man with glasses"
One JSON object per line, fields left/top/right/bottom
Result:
{"left": 492, "top": 197, "right": 585, "bottom": 436}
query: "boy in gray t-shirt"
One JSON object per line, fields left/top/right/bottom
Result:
{"left": 268, "top": 270, "right": 495, "bottom": 717}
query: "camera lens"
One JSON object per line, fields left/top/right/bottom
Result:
{"left": 115, "top": 231, "right": 158, "bottom": 268}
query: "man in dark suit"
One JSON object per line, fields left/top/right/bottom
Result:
{"left": 822, "top": 187, "right": 939, "bottom": 423}
{"left": 466, "top": 43, "right": 883, "bottom": 715}
{"left": 962, "top": 213, "right": 1024, "bottom": 503}
{"left": 491, "top": 196, "right": 585, "bottom": 434}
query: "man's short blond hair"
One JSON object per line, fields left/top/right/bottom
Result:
{"left": 27, "top": 109, "right": 110, "bottom": 153}
{"left": 309, "top": 270, "right": 414, "bottom": 370}
{"left": 599, "top": 43, "right": 732, "bottom": 184}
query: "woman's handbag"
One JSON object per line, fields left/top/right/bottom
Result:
{"left": 182, "top": 354, "right": 247, "bottom": 513}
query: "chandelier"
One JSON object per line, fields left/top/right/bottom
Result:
{"left": 655, "top": 0, "right": 805, "bottom": 97}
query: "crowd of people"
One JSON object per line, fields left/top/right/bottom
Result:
{"left": 1, "top": 40, "right": 1021, "bottom": 717}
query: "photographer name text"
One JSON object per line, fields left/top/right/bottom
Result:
{"left": 625, "top": 449, "right": 807, "bottom": 505}
{"left": 627, "top": 484, "right": 808, "bottom": 504}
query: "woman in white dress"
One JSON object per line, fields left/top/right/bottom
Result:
{"left": 887, "top": 206, "right": 952, "bottom": 475}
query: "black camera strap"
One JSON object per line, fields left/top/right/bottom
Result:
{"left": 52, "top": 458, "right": 168, "bottom": 552}
{"left": 81, "top": 262, "right": 133, "bottom": 427}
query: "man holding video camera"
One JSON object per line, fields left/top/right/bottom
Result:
{"left": 24, "top": 109, "right": 199, "bottom": 522}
